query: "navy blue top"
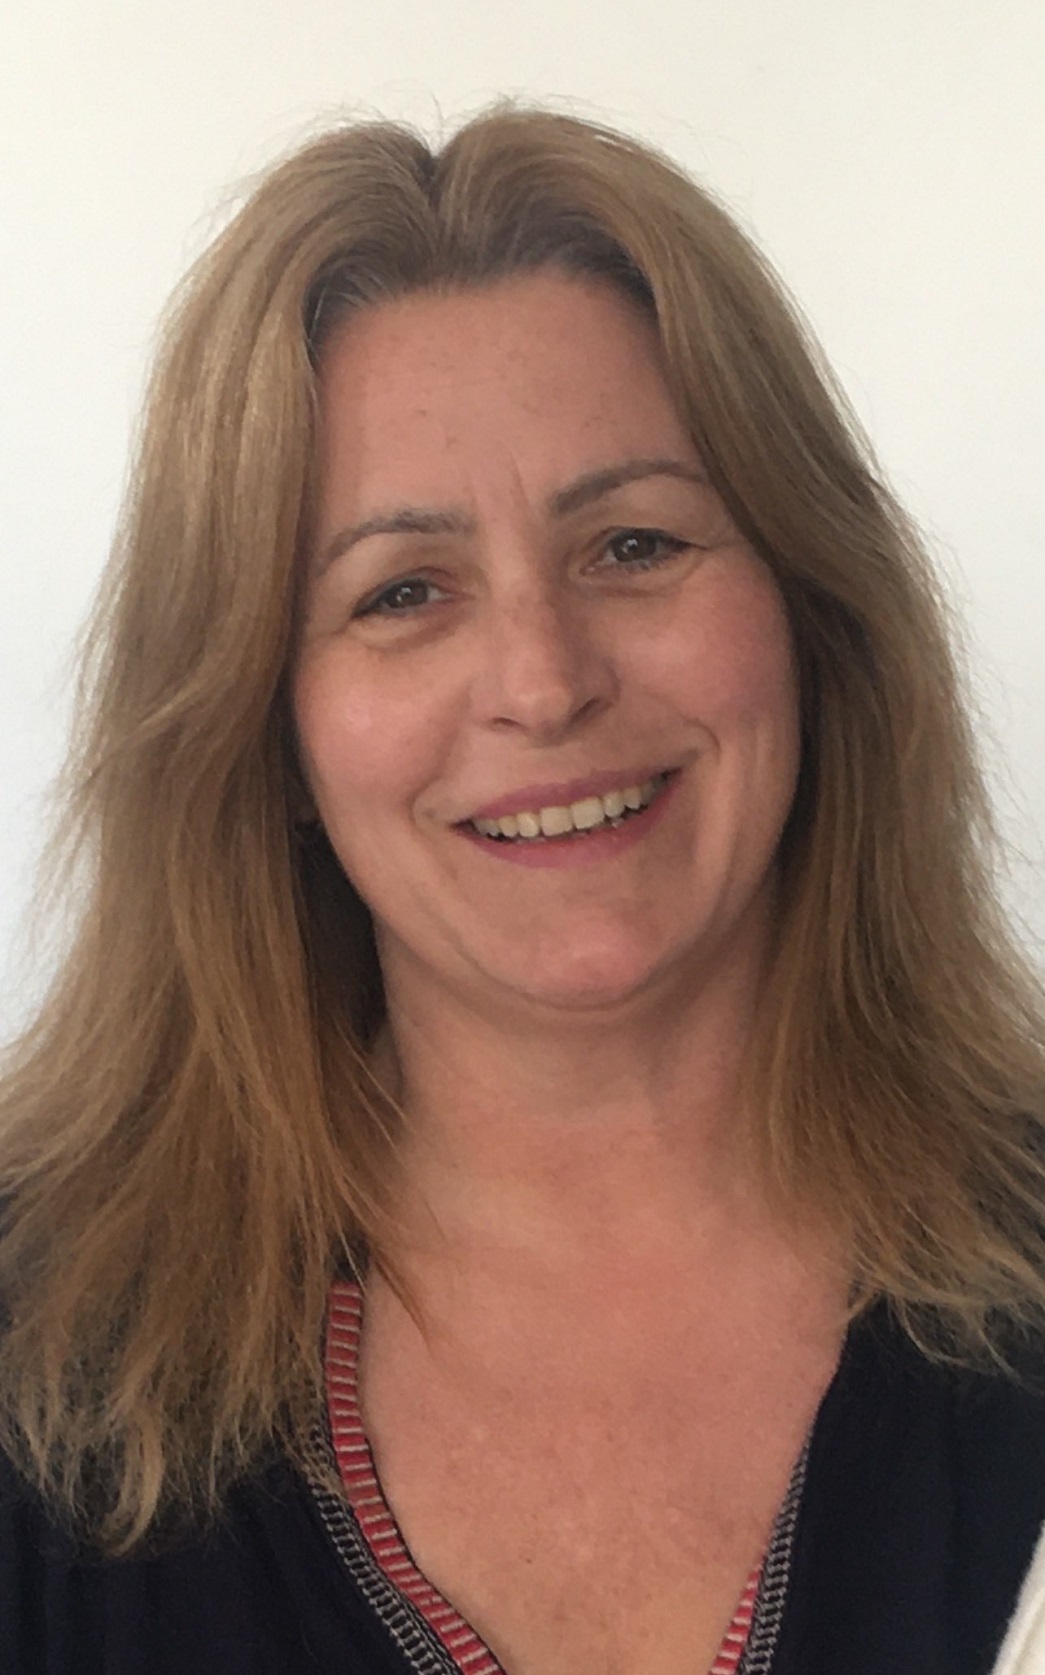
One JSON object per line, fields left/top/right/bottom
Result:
{"left": 2, "top": 1305, "right": 1044, "bottom": 1674}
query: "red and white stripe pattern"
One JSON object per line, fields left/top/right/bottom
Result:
{"left": 709, "top": 1565, "right": 760, "bottom": 1674}
{"left": 327, "top": 1279, "right": 505, "bottom": 1673}
{"left": 326, "top": 1277, "right": 760, "bottom": 1675}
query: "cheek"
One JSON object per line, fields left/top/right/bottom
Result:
{"left": 293, "top": 664, "right": 396, "bottom": 814}
{"left": 291, "top": 653, "right": 458, "bottom": 852}
{"left": 640, "top": 569, "right": 799, "bottom": 745}
{"left": 712, "top": 621, "right": 799, "bottom": 737}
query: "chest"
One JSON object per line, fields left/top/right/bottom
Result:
{"left": 339, "top": 1281, "right": 840, "bottom": 1675}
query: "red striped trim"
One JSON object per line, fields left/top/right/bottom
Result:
{"left": 326, "top": 1277, "right": 760, "bottom": 1675}
{"left": 709, "top": 1565, "right": 760, "bottom": 1674}
{"left": 327, "top": 1280, "right": 505, "bottom": 1674}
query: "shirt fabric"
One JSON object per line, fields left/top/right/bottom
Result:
{"left": 2, "top": 1299, "right": 1045, "bottom": 1674}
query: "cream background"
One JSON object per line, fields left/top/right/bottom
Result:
{"left": 2, "top": 0, "right": 1043, "bottom": 1033}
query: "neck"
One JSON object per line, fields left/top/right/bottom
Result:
{"left": 372, "top": 927, "right": 778, "bottom": 1275}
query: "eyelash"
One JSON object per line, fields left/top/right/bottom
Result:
{"left": 354, "top": 577, "right": 443, "bottom": 618}
{"left": 599, "top": 528, "right": 691, "bottom": 571}
{"left": 353, "top": 527, "right": 691, "bottom": 618}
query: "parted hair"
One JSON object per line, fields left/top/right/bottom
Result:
{"left": 1, "top": 102, "right": 1044, "bottom": 1552}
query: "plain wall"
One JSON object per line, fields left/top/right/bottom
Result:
{"left": 2, "top": 0, "right": 1043, "bottom": 1034}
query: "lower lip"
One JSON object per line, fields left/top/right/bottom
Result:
{"left": 456, "top": 774, "right": 680, "bottom": 869}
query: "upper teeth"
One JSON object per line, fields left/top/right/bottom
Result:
{"left": 472, "top": 774, "right": 667, "bottom": 841}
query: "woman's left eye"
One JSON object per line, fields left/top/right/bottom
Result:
{"left": 597, "top": 529, "right": 691, "bottom": 572}
{"left": 353, "top": 577, "right": 446, "bottom": 618}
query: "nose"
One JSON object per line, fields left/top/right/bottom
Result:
{"left": 471, "top": 577, "right": 618, "bottom": 740}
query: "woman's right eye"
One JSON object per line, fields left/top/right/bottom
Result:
{"left": 354, "top": 577, "right": 443, "bottom": 618}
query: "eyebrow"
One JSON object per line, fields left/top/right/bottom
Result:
{"left": 317, "top": 456, "right": 708, "bottom": 573}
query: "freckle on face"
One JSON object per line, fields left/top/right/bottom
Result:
{"left": 293, "top": 271, "right": 801, "bottom": 1017}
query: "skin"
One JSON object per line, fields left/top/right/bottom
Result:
{"left": 293, "top": 272, "right": 847, "bottom": 1675}
{"left": 296, "top": 272, "right": 800, "bottom": 1042}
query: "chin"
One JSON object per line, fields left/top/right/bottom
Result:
{"left": 481, "top": 932, "right": 679, "bottom": 1015}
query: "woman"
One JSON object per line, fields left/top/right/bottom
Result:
{"left": 1, "top": 104, "right": 1044, "bottom": 1675}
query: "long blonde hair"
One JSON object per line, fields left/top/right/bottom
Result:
{"left": 2, "top": 103, "right": 1043, "bottom": 1551}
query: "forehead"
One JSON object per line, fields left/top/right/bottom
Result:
{"left": 315, "top": 272, "right": 697, "bottom": 506}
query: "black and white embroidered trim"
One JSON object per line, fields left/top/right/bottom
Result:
{"left": 303, "top": 1427, "right": 469, "bottom": 1675}
{"left": 737, "top": 1440, "right": 808, "bottom": 1675}
{"left": 303, "top": 1421, "right": 806, "bottom": 1675}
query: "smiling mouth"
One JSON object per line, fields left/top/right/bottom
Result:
{"left": 466, "top": 771, "right": 675, "bottom": 844}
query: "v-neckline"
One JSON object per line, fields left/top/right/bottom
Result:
{"left": 324, "top": 1276, "right": 770, "bottom": 1675}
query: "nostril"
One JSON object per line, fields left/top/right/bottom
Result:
{"left": 477, "top": 621, "right": 618, "bottom": 737}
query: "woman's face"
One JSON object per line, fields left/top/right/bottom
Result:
{"left": 293, "top": 271, "right": 801, "bottom": 1017}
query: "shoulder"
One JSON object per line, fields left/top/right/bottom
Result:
{"left": 841, "top": 1306, "right": 1045, "bottom": 1496}
{"left": 773, "top": 1306, "right": 1045, "bottom": 1675}
{"left": 0, "top": 1444, "right": 405, "bottom": 1675}
{"left": 840, "top": 1307, "right": 1045, "bottom": 1581}
{"left": 0, "top": 1444, "right": 85, "bottom": 1674}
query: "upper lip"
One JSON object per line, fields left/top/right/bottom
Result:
{"left": 463, "top": 766, "right": 675, "bottom": 823}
